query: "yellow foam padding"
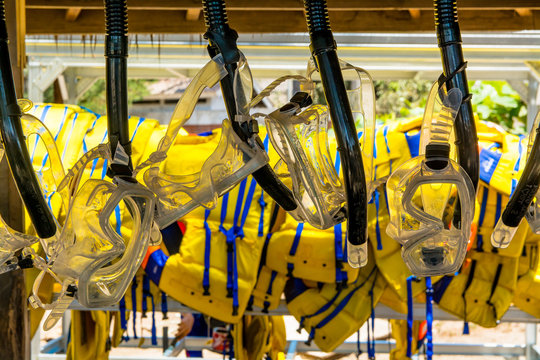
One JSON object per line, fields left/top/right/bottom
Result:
{"left": 368, "top": 187, "right": 426, "bottom": 301}
{"left": 268, "top": 316, "right": 287, "bottom": 360}
{"left": 158, "top": 179, "right": 273, "bottom": 324}
{"left": 110, "top": 312, "right": 124, "bottom": 348}
{"left": 251, "top": 265, "right": 287, "bottom": 312}
{"left": 372, "top": 125, "right": 416, "bottom": 180}
{"left": 242, "top": 315, "right": 273, "bottom": 360}
{"left": 286, "top": 250, "right": 387, "bottom": 352}
{"left": 437, "top": 245, "right": 523, "bottom": 327}
{"left": 265, "top": 218, "right": 358, "bottom": 284}
{"left": 513, "top": 230, "right": 540, "bottom": 318}
{"left": 233, "top": 319, "right": 247, "bottom": 360}
{"left": 66, "top": 310, "right": 112, "bottom": 360}
{"left": 121, "top": 269, "right": 163, "bottom": 313}
{"left": 378, "top": 281, "right": 408, "bottom": 314}
{"left": 475, "top": 184, "right": 528, "bottom": 257}
{"left": 390, "top": 319, "right": 422, "bottom": 360}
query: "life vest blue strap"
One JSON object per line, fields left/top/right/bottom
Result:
{"left": 477, "top": 187, "right": 489, "bottom": 252}
{"left": 306, "top": 268, "right": 378, "bottom": 344}
{"left": 161, "top": 291, "right": 168, "bottom": 319}
{"left": 142, "top": 275, "right": 149, "bottom": 316}
{"left": 334, "top": 224, "right": 344, "bottom": 285}
{"left": 119, "top": 295, "right": 129, "bottom": 341}
{"left": 258, "top": 136, "right": 270, "bottom": 237}
{"left": 374, "top": 189, "right": 383, "bottom": 250}
{"left": 203, "top": 209, "right": 212, "bottom": 295}
{"left": 406, "top": 275, "right": 416, "bottom": 358}
{"left": 131, "top": 277, "right": 138, "bottom": 339}
{"left": 287, "top": 223, "right": 304, "bottom": 276}
{"left": 426, "top": 277, "right": 434, "bottom": 360}
{"left": 367, "top": 286, "right": 376, "bottom": 359}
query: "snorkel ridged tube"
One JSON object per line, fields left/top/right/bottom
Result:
{"left": 105, "top": 0, "right": 132, "bottom": 175}
{"left": 303, "top": 0, "right": 368, "bottom": 267}
{"left": 434, "top": 0, "right": 479, "bottom": 190}
{"left": 492, "top": 121, "right": 540, "bottom": 248}
{"left": 201, "top": 0, "right": 297, "bottom": 212}
{"left": 0, "top": 0, "right": 56, "bottom": 238}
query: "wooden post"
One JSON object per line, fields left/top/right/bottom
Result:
{"left": 0, "top": 0, "right": 30, "bottom": 359}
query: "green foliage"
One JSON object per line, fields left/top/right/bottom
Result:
{"left": 78, "top": 79, "right": 151, "bottom": 114}
{"left": 374, "top": 79, "right": 432, "bottom": 123}
{"left": 469, "top": 80, "right": 527, "bottom": 134}
{"left": 374, "top": 79, "right": 527, "bottom": 134}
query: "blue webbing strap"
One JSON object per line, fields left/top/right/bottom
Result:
{"left": 406, "top": 275, "right": 416, "bottom": 358}
{"left": 161, "top": 291, "right": 169, "bottom": 319}
{"left": 287, "top": 223, "right": 304, "bottom": 277}
{"left": 141, "top": 275, "right": 157, "bottom": 345}
{"left": 305, "top": 267, "right": 378, "bottom": 345}
{"left": 131, "top": 277, "right": 138, "bottom": 339}
{"left": 511, "top": 135, "right": 526, "bottom": 196}
{"left": 333, "top": 152, "right": 348, "bottom": 284}
{"left": 334, "top": 224, "right": 344, "bottom": 285}
{"left": 477, "top": 187, "right": 489, "bottom": 252}
{"left": 373, "top": 189, "right": 382, "bottom": 250}
{"left": 119, "top": 296, "right": 129, "bottom": 341}
{"left": 367, "top": 278, "right": 376, "bottom": 359}
{"left": 203, "top": 209, "right": 212, "bottom": 295}
{"left": 425, "top": 277, "right": 434, "bottom": 360}
{"left": 258, "top": 136, "right": 270, "bottom": 237}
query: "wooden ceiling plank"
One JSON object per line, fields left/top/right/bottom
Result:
{"left": 26, "top": 9, "right": 540, "bottom": 34}
{"left": 25, "top": 0, "right": 540, "bottom": 11}
{"left": 65, "top": 7, "right": 82, "bottom": 21}
{"left": 185, "top": 8, "right": 201, "bottom": 21}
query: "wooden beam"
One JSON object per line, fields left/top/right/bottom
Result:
{"left": 25, "top": 0, "right": 540, "bottom": 11}
{"left": 65, "top": 7, "right": 82, "bottom": 21}
{"left": 185, "top": 8, "right": 200, "bottom": 21}
{"left": 0, "top": 1, "right": 30, "bottom": 359}
{"left": 516, "top": 8, "right": 532, "bottom": 17}
{"left": 26, "top": 9, "right": 540, "bottom": 34}
{"left": 409, "top": 9, "right": 421, "bottom": 19}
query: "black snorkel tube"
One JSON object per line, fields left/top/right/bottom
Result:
{"left": 503, "top": 125, "right": 540, "bottom": 224}
{"left": 434, "top": 0, "right": 479, "bottom": 231}
{"left": 0, "top": 0, "right": 57, "bottom": 238}
{"left": 201, "top": 0, "right": 297, "bottom": 212}
{"left": 104, "top": 0, "right": 133, "bottom": 178}
{"left": 492, "top": 119, "right": 540, "bottom": 248}
{"left": 302, "top": 0, "right": 368, "bottom": 264}
{"left": 434, "top": 3, "right": 479, "bottom": 182}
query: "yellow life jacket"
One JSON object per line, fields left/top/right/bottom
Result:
{"left": 513, "top": 229, "right": 540, "bottom": 318}
{"left": 389, "top": 319, "right": 424, "bottom": 360}
{"left": 285, "top": 247, "right": 386, "bottom": 352}
{"left": 66, "top": 310, "right": 112, "bottom": 360}
{"left": 23, "top": 104, "right": 166, "bottom": 335}
{"left": 434, "top": 127, "right": 529, "bottom": 327}
{"left": 144, "top": 129, "right": 274, "bottom": 324}
{"left": 233, "top": 315, "right": 287, "bottom": 360}
{"left": 367, "top": 122, "right": 427, "bottom": 302}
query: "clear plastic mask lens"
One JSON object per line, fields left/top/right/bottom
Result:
{"left": 386, "top": 82, "right": 474, "bottom": 276}
{"left": 525, "top": 112, "right": 540, "bottom": 234}
{"left": 31, "top": 144, "right": 156, "bottom": 328}
{"left": 262, "top": 59, "right": 375, "bottom": 230}
{"left": 136, "top": 53, "right": 268, "bottom": 229}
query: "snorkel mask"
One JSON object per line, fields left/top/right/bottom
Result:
{"left": 200, "top": 0, "right": 298, "bottom": 214}
{"left": 492, "top": 111, "right": 540, "bottom": 247}
{"left": 302, "top": 0, "right": 372, "bottom": 268}
{"left": 261, "top": 59, "right": 375, "bottom": 231}
{"left": 28, "top": 0, "right": 159, "bottom": 329}
{"left": 387, "top": 82, "right": 475, "bottom": 276}
{"left": 0, "top": 4, "right": 65, "bottom": 270}
{"left": 0, "top": 102, "right": 66, "bottom": 272}
{"left": 135, "top": 53, "right": 269, "bottom": 229}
